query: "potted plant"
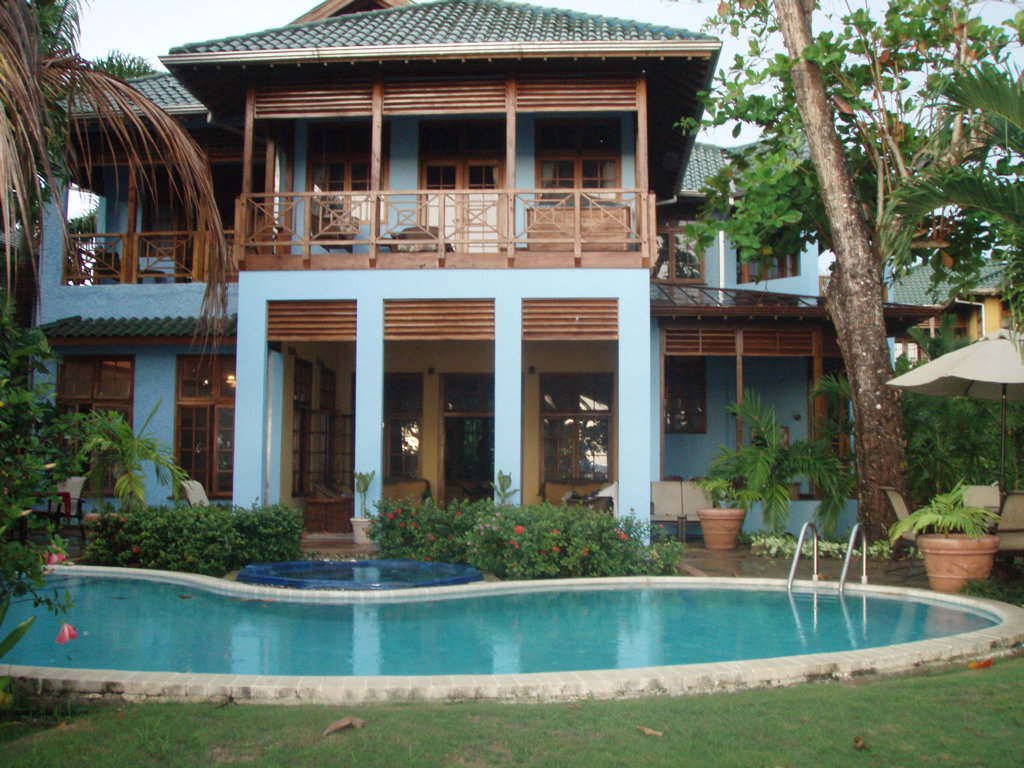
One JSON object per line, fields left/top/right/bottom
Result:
{"left": 696, "top": 392, "right": 855, "bottom": 548}
{"left": 351, "top": 470, "right": 376, "bottom": 544}
{"left": 888, "top": 480, "right": 1000, "bottom": 593}
{"left": 694, "top": 476, "right": 751, "bottom": 550}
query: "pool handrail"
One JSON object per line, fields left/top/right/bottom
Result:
{"left": 839, "top": 523, "right": 869, "bottom": 596}
{"left": 787, "top": 522, "right": 819, "bottom": 592}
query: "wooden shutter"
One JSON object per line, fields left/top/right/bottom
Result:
{"left": 742, "top": 329, "right": 815, "bottom": 356}
{"left": 664, "top": 328, "right": 736, "bottom": 356}
{"left": 516, "top": 76, "right": 639, "bottom": 112}
{"left": 254, "top": 83, "right": 374, "bottom": 118}
{"left": 383, "top": 78, "right": 506, "bottom": 114}
{"left": 384, "top": 300, "right": 495, "bottom": 340}
{"left": 522, "top": 299, "right": 618, "bottom": 340}
{"left": 267, "top": 300, "right": 357, "bottom": 341}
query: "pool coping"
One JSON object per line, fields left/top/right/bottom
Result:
{"left": 5, "top": 565, "right": 1024, "bottom": 705}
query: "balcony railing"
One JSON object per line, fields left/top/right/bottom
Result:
{"left": 65, "top": 231, "right": 236, "bottom": 285}
{"left": 236, "top": 189, "right": 653, "bottom": 270}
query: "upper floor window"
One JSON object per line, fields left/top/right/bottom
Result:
{"left": 536, "top": 119, "right": 620, "bottom": 190}
{"left": 57, "top": 356, "right": 134, "bottom": 422}
{"left": 738, "top": 254, "right": 800, "bottom": 283}
{"left": 653, "top": 224, "right": 703, "bottom": 283}
{"left": 419, "top": 120, "right": 504, "bottom": 190}
{"left": 307, "top": 122, "right": 374, "bottom": 193}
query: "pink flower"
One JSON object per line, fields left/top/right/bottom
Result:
{"left": 44, "top": 552, "right": 66, "bottom": 565}
{"left": 56, "top": 623, "right": 77, "bottom": 644}
{"left": 513, "top": 525, "right": 525, "bottom": 535}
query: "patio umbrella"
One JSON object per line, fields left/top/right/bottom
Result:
{"left": 887, "top": 328, "right": 1024, "bottom": 500}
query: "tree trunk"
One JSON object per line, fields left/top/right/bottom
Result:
{"left": 773, "top": 0, "right": 906, "bottom": 540}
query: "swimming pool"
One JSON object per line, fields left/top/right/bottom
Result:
{"left": 5, "top": 565, "right": 1023, "bottom": 704}
{"left": 236, "top": 559, "right": 484, "bottom": 590}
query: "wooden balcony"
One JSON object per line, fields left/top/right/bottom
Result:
{"left": 65, "top": 231, "right": 236, "bottom": 285}
{"left": 236, "top": 189, "right": 654, "bottom": 270}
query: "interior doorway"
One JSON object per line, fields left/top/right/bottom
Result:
{"left": 442, "top": 373, "right": 494, "bottom": 504}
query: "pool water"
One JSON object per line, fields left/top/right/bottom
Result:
{"left": 5, "top": 574, "right": 998, "bottom": 678}
{"left": 237, "top": 559, "right": 484, "bottom": 590}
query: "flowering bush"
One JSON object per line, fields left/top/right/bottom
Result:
{"left": 368, "top": 497, "right": 484, "bottom": 563}
{"left": 369, "top": 498, "right": 684, "bottom": 579}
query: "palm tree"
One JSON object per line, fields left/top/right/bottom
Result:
{"left": 884, "top": 66, "right": 1024, "bottom": 333}
{"left": 0, "top": 0, "right": 229, "bottom": 317}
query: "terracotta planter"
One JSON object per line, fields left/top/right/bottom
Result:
{"left": 351, "top": 517, "right": 372, "bottom": 545}
{"left": 917, "top": 533, "right": 999, "bottom": 593}
{"left": 696, "top": 508, "right": 746, "bottom": 550}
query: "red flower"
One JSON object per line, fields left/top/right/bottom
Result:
{"left": 44, "top": 552, "right": 66, "bottom": 565}
{"left": 411, "top": 511, "right": 416, "bottom": 516}
{"left": 428, "top": 534, "right": 435, "bottom": 541}
{"left": 513, "top": 525, "right": 525, "bottom": 535}
{"left": 400, "top": 521, "right": 406, "bottom": 528}
{"left": 552, "top": 546, "right": 561, "bottom": 553}
{"left": 455, "top": 510, "right": 463, "bottom": 517}
{"left": 583, "top": 548, "right": 589, "bottom": 557}
{"left": 387, "top": 513, "right": 395, "bottom": 520}
{"left": 396, "top": 509, "right": 403, "bottom": 515}
{"left": 56, "top": 623, "right": 77, "bottom": 644}
{"left": 133, "top": 545, "right": 141, "bottom": 553}
{"left": 411, "top": 521, "right": 418, "bottom": 528}
{"left": 552, "top": 529, "right": 559, "bottom": 535}
{"left": 619, "top": 532, "right": 629, "bottom": 541}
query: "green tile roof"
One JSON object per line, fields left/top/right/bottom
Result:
{"left": 890, "top": 263, "right": 1005, "bottom": 305}
{"left": 126, "top": 74, "right": 205, "bottom": 114}
{"left": 677, "top": 143, "right": 731, "bottom": 195}
{"left": 170, "top": 0, "right": 714, "bottom": 55}
{"left": 40, "top": 315, "right": 237, "bottom": 339}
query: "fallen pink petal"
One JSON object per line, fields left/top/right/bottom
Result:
{"left": 56, "top": 623, "right": 78, "bottom": 644}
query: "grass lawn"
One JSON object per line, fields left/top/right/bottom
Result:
{"left": 3, "top": 653, "right": 1023, "bottom": 768}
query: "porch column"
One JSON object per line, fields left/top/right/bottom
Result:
{"left": 265, "top": 349, "right": 284, "bottom": 503}
{"left": 233, "top": 291, "right": 270, "bottom": 506}
{"left": 617, "top": 282, "right": 652, "bottom": 519}
{"left": 494, "top": 295, "right": 523, "bottom": 495}
{"left": 354, "top": 297, "right": 385, "bottom": 510}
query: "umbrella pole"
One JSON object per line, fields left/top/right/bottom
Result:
{"left": 1001, "top": 382, "right": 1007, "bottom": 506}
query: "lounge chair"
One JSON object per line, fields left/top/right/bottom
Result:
{"left": 879, "top": 486, "right": 917, "bottom": 545}
{"left": 996, "top": 491, "right": 1024, "bottom": 556}
{"left": 182, "top": 479, "right": 210, "bottom": 506}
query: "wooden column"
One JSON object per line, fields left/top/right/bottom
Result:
{"left": 635, "top": 75, "right": 649, "bottom": 192}
{"left": 123, "top": 163, "right": 138, "bottom": 284}
{"left": 241, "top": 86, "right": 256, "bottom": 197}
{"left": 735, "top": 329, "right": 744, "bottom": 449}
{"left": 811, "top": 327, "right": 826, "bottom": 439}
{"left": 370, "top": 74, "right": 384, "bottom": 263}
{"left": 263, "top": 138, "right": 277, "bottom": 195}
{"left": 505, "top": 73, "right": 518, "bottom": 265}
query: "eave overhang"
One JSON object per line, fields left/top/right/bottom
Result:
{"left": 161, "top": 39, "right": 719, "bottom": 67}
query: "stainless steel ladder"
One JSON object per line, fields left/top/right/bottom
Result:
{"left": 838, "top": 523, "right": 868, "bottom": 595}
{"left": 787, "top": 522, "right": 819, "bottom": 592}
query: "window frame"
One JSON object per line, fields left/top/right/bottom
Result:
{"left": 535, "top": 119, "right": 622, "bottom": 191}
{"left": 175, "top": 355, "right": 236, "bottom": 499}
{"left": 384, "top": 373, "right": 424, "bottom": 481}
{"left": 653, "top": 224, "right": 704, "bottom": 283}
{"left": 56, "top": 355, "right": 135, "bottom": 423}
{"left": 664, "top": 357, "right": 706, "bottom": 435}
{"left": 539, "top": 373, "right": 614, "bottom": 485}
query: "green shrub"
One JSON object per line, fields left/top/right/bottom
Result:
{"left": 85, "top": 503, "right": 304, "bottom": 576}
{"left": 231, "top": 504, "right": 304, "bottom": 567}
{"left": 369, "top": 498, "right": 684, "bottom": 579}
{"left": 466, "top": 503, "right": 683, "bottom": 579}
{"left": 749, "top": 532, "right": 893, "bottom": 560}
{"left": 368, "top": 497, "right": 484, "bottom": 563}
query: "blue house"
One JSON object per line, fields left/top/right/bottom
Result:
{"left": 37, "top": 0, "right": 929, "bottom": 533}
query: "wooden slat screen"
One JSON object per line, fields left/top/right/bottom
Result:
{"left": 522, "top": 299, "right": 618, "bottom": 340}
{"left": 383, "top": 78, "right": 506, "bottom": 114}
{"left": 254, "top": 84, "right": 374, "bottom": 118}
{"left": 267, "top": 300, "right": 357, "bottom": 341}
{"left": 516, "top": 76, "right": 638, "bottom": 112}
{"left": 743, "top": 329, "right": 815, "bottom": 356}
{"left": 384, "top": 300, "right": 495, "bottom": 340}
{"left": 664, "top": 328, "right": 736, "bottom": 356}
